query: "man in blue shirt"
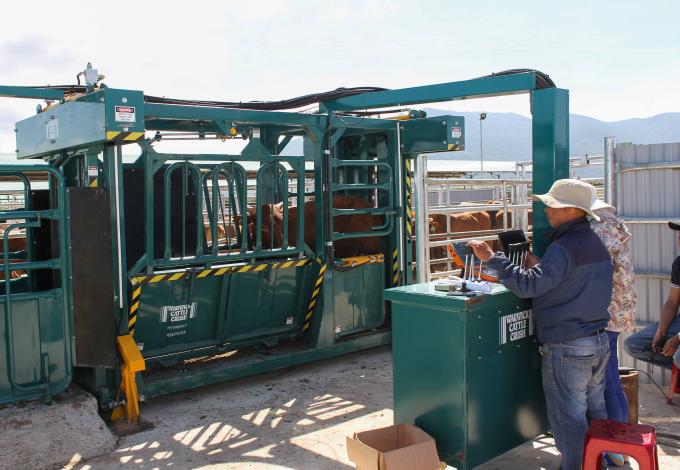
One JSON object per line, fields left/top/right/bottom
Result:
{"left": 469, "top": 179, "right": 613, "bottom": 470}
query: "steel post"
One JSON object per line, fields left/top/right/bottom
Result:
{"left": 530, "top": 88, "right": 570, "bottom": 257}
{"left": 414, "top": 154, "right": 429, "bottom": 283}
{"left": 604, "top": 136, "right": 616, "bottom": 208}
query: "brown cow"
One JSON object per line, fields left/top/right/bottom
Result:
{"left": 0, "top": 231, "right": 27, "bottom": 280}
{"left": 236, "top": 196, "right": 382, "bottom": 259}
{"left": 427, "top": 211, "right": 493, "bottom": 272}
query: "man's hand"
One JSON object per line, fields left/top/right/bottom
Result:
{"left": 662, "top": 334, "right": 680, "bottom": 357}
{"left": 523, "top": 253, "right": 541, "bottom": 269}
{"left": 468, "top": 240, "right": 494, "bottom": 262}
{"left": 653, "top": 328, "right": 667, "bottom": 348}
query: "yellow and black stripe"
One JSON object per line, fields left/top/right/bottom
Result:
{"left": 393, "top": 249, "right": 399, "bottom": 285}
{"left": 447, "top": 143, "right": 461, "bottom": 151}
{"left": 303, "top": 258, "right": 326, "bottom": 333}
{"left": 405, "top": 159, "right": 412, "bottom": 237}
{"left": 128, "top": 281, "right": 141, "bottom": 336}
{"left": 89, "top": 178, "right": 98, "bottom": 187}
{"left": 131, "top": 258, "right": 312, "bottom": 284}
{"left": 106, "top": 131, "right": 145, "bottom": 142}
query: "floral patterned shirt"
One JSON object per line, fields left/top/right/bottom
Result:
{"left": 590, "top": 210, "right": 637, "bottom": 332}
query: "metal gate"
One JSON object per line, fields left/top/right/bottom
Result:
{"left": 0, "top": 166, "right": 72, "bottom": 405}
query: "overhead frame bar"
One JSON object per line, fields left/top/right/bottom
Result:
{"left": 0, "top": 86, "right": 65, "bottom": 100}
{"left": 320, "top": 73, "right": 537, "bottom": 111}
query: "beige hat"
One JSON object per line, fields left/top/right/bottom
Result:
{"left": 532, "top": 179, "right": 600, "bottom": 221}
{"left": 588, "top": 184, "right": 615, "bottom": 213}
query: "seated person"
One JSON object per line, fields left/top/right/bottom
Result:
{"left": 623, "top": 222, "right": 680, "bottom": 369}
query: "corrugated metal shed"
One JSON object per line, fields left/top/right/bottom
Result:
{"left": 617, "top": 143, "right": 680, "bottom": 387}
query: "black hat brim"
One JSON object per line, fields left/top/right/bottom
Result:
{"left": 669, "top": 222, "right": 680, "bottom": 231}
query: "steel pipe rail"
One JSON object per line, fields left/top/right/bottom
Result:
{"left": 426, "top": 178, "right": 532, "bottom": 186}
{"left": 620, "top": 217, "right": 680, "bottom": 224}
{"left": 429, "top": 232, "right": 533, "bottom": 248}
{"left": 617, "top": 161, "right": 680, "bottom": 173}
{"left": 428, "top": 203, "right": 532, "bottom": 214}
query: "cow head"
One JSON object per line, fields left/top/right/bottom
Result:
{"left": 233, "top": 204, "right": 284, "bottom": 250}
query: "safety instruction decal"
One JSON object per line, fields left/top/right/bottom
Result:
{"left": 499, "top": 309, "right": 533, "bottom": 344}
{"left": 115, "top": 106, "right": 136, "bottom": 122}
{"left": 88, "top": 166, "right": 98, "bottom": 177}
{"left": 451, "top": 127, "right": 461, "bottom": 138}
{"left": 46, "top": 119, "right": 59, "bottom": 140}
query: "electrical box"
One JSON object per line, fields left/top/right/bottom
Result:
{"left": 15, "top": 88, "right": 145, "bottom": 159}
{"left": 399, "top": 115, "right": 465, "bottom": 155}
{"left": 385, "top": 282, "right": 549, "bottom": 469}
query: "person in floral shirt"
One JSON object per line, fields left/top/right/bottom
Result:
{"left": 588, "top": 185, "right": 636, "bottom": 467}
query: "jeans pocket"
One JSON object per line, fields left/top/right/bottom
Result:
{"left": 561, "top": 354, "right": 598, "bottom": 392}
{"left": 593, "top": 350, "right": 611, "bottom": 384}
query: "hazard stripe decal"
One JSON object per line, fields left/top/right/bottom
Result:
{"left": 128, "top": 281, "right": 141, "bottom": 336}
{"left": 393, "top": 248, "right": 399, "bottom": 285}
{"left": 303, "top": 259, "right": 326, "bottom": 333}
{"left": 106, "top": 131, "right": 145, "bottom": 142}
{"left": 131, "top": 258, "right": 313, "bottom": 284}
{"left": 405, "top": 159, "right": 412, "bottom": 236}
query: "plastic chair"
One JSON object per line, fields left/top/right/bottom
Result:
{"left": 668, "top": 363, "right": 680, "bottom": 405}
{"left": 582, "top": 419, "right": 658, "bottom": 470}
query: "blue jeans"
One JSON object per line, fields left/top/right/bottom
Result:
{"left": 540, "top": 330, "right": 610, "bottom": 470}
{"left": 622, "top": 318, "right": 680, "bottom": 370}
{"left": 604, "top": 331, "right": 629, "bottom": 423}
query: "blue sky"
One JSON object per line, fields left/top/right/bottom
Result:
{"left": 1, "top": 0, "right": 679, "bottom": 153}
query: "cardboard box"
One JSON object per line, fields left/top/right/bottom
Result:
{"left": 346, "top": 424, "right": 442, "bottom": 470}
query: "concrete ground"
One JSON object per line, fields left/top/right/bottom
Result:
{"left": 64, "top": 346, "right": 679, "bottom": 470}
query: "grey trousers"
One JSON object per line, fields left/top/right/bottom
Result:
{"left": 622, "top": 317, "right": 680, "bottom": 370}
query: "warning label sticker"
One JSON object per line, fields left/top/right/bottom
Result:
{"left": 253, "top": 128, "right": 261, "bottom": 139}
{"left": 335, "top": 325, "right": 341, "bottom": 334}
{"left": 286, "top": 317, "right": 293, "bottom": 325}
{"left": 88, "top": 166, "right": 98, "bottom": 177}
{"left": 46, "top": 119, "right": 59, "bottom": 140}
{"left": 115, "top": 106, "right": 136, "bottom": 122}
{"left": 451, "top": 127, "right": 462, "bottom": 139}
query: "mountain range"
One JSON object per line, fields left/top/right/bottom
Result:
{"left": 283, "top": 110, "right": 680, "bottom": 164}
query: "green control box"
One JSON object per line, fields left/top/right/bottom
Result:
{"left": 399, "top": 115, "right": 465, "bottom": 154}
{"left": 15, "top": 88, "right": 145, "bottom": 159}
{"left": 385, "top": 282, "right": 549, "bottom": 470}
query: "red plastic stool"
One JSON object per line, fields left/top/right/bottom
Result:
{"left": 668, "top": 363, "right": 680, "bottom": 404}
{"left": 582, "top": 419, "right": 658, "bottom": 470}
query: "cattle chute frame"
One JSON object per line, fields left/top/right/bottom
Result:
{"left": 0, "top": 71, "right": 569, "bottom": 422}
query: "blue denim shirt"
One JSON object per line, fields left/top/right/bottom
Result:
{"left": 485, "top": 217, "right": 613, "bottom": 343}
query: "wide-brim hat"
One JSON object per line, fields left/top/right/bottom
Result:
{"left": 588, "top": 185, "right": 616, "bottom": 213}
{"left": 669, "top": 222, "right": 680, "bottom": 231}
{"left": 532, "top": 179, "right": 600, "bottom": 221}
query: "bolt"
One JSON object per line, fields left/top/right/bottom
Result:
{"left": 455, "top": 121, "right": 458, "bottom": 125}
{"left": 14, "top": 129, "right": 17, "bottom": 133}
{"left": 478, "top": 336, "right": 482, "bottom": 339}
{"left": 122, "top": 97, "right": 128, "bottom": 103}
{"left": 478, "top": 315, "right": 481, "bottom": 318}
{"left": 442, "top": 141, "right": 446, "bottom": 144}
{"left": 442, "top": 121, "right": 446, "bottom": 125}
{"left": 123, "top": 127, "right": 129, "bottom": 132}
{"left": 478, "top": 357, "right": 482, "bottom": 360}
{"left": 499, "top": 351, "right": 501, "bottom": 354}
{"left": 100, "top": 97, "right": 104, "bottom": 102}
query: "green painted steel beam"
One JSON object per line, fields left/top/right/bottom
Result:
{"left": 320, "top": 73, "right": 537, "bottom": 112}
{"left": 0, "top": 86, "right": 64, "bottom": 100}
{"left": 144, "top": 103, "right": 326, "bottom": 127}
{"left": 139, "top": 331, "right": 391, "bottom": 399}
{"left": 530, "top": 88, "right": 570, "bottom": 257}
